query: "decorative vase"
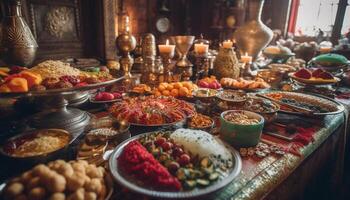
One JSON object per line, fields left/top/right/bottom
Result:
{"left": 1, "top": 0, "right": 38, "bottom": 67}
{"left": 213, "top": 47, "right": 240, "bottom": 79}
{"left": 233, "top": 0, "right": 273, "bottom": 61}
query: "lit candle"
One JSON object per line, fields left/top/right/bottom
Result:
{"left": 319, "top": 46, "right": 332, "bottom": 54}
{"left": 194, "top": 42, "right": 209, "bottom": 55}
{"left": 241, "top": 52, "right": 252, "bottom": 63}
{"left": 158, "top": 39, "right": 175, "bottom": 54}
{"left": 222, "top": 40, "right": 233, "bottom": 49}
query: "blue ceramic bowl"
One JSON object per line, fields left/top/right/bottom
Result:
{"left": 220, "top": 110, "right": 264, "bottom": 148}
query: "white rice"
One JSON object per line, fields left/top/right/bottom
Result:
{"left": 171, "top": 129, "right": 232, "bottom": 167}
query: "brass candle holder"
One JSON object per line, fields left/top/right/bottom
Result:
{"left": 194, "top": 53, "right": 209, "bottom": 81}
{"left": 171, "top": 36, "right": 195, "bottom": 81}
{"left": 159, "top": 49, "right": 175, "bottom": 82}
{"left": 116, "top": 33, "right": 136, "bottom": 89}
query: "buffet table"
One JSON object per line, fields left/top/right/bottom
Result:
{"left": 88, "top": 107, "right": 347, "bottom": 200}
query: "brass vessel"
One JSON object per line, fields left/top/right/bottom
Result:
{"left": 213, "top": 47, "right": 240, "bottom": 79}
{"left": 233, "top": 0, "right": 273, "bottom": 61}
{"left": 1, "top": 0, "right": 38, "bottom": 67}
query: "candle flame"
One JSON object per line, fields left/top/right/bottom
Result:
{"left": 245, "top": 52, "right": 248, "bottom": 56}
{"left": 200, "top": 42, "right": 203, "bottom": 45}
{"left": 166, "top": 39, "right": 169, "bottom": 45}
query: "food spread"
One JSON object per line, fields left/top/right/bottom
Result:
{"left": 188, "top": 114, "right": 213, "bottom": 128}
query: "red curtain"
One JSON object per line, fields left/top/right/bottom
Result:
{"left": 288, "top": 0, "right": 300, "bottom": 34}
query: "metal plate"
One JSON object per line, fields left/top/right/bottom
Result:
{"left": 263, "top": 91, "right": 345, "bottom": 116}
{"left": 109, "top": 131, "right": 242, "bottom": 199}
{"left": 0, "top": 76, "right": 124, "bottom": 98}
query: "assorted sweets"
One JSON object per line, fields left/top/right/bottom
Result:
{"left": 292, "top": 68, "right": 335, "bottom": 80}
{"left": 220, "top": 77, "right": 270, "bottom": 90}
{"left": 2, "top": 160, "right": 110, "bottom": 200}
{"left": 0, "top": 60, "right": 113, "bottom": 93}
{"left": 153, "top": 81, "right": 197, "bottom": 97}
{"left": 2, "top": 129, "right": 70, "bottom": 158}
{"left": 223, "top": 111, "right": 260, "bottom": 125}
{"left": 197, "top": 76, "right": 222, "bottom": 89}
{"left": 117, "top": 129, "right": 233, "bottom": 191}
{"left": 109, "top": 96, "right": 196, "bottom": 125}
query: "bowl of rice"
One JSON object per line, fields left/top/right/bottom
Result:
{"left": 220, "top": 110, "right": 264, "bottom": 147}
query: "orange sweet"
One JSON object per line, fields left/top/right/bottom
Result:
{"left": 170, "top": 88, "right": 179, "bottom": 97}
{"left": 166, "top": 84, "right": 174, "bottom": 91}
{"left": 20, "top": 71, "right": 42, "bottom": 88}
{"left": 162, "top": 89, "right": 170, "bottom": 96}
{"left": 0, "top": 84, "right": 10, "bottom": 93}
{"left": 154, "top": 90, "right": 162, "bottom": 97}
{"left": 7, "top": 77, "right": 28, "bottom": 92}
{"left": 182, "top": 82, "right": 193, "bottom": 90}
{"left": 173, "top": 82, "right": 183, "bottom": 89}
{"left": 179, "top": 87, "right": 189, "bottom": 96}
{"left": 158, "top": 85, "right": 166, "bottom": 91}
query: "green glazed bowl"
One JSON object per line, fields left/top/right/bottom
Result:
{"left": 220, "top": 110, "right": 264, "bottom": 148}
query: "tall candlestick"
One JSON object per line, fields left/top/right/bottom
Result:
{"left": 240, "top": 52, "right": 252, "bottom": 63}
{"left": 194, "top": 42, "right": 209, "bottom": 55}
{"left": 158, "top": 39, "right": 175, "bottom": 54}
{"left": 222, "top": 40, "right": 233, "bottom": 49}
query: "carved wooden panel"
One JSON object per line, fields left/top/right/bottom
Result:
{"left": 24, "top": 0, "right": 82, "bottom": 61}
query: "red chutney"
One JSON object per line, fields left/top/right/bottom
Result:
{"left": 118, "top": 140, "right": 182, "bottom": 191}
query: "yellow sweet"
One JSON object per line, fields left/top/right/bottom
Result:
{"left": 7, "top": 77, "right": 29, "bottom": 92}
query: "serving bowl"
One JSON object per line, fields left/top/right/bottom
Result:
{"left": 187, "top": 114, "right": 215, "bottom": 132}
{"left": 0, "top": 129, "right": 72, "bottom": 170}
{"left": 243, "top": 97, "right": 280, "bottom": 124}
{"left": 192, "top": 88, "right": 218, "bottom": 103}
{"left": 220, "top": 110, "right": 264, "bottom": 148}
{"left": 216, "top": 90, "right": 247, "bottom": 107}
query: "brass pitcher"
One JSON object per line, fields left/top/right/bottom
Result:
{"left": 1, "top": 0, "right": 38, "bottom": 67}
{"left": 233, "top": 0, "right": 273, "bottom": 61}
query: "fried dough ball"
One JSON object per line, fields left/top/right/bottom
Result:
{"left": 49, "top": 193, "right": 66, "bottom": 200}
{"left": 56, "top": 163, "right": 74, "bottom": 178}
{"left": 76, "top": 160, "right": 89, "bottom": 167}
{"left": 84, "top": 178, "right": 102, "bottom": 194}
{"left": 4, "top": 182, "right": 24, "bottom": 200}
{"left": 27, "top": 176, "right": 41, "bottom": 190}
{"left": 66, "top": 172, "right": 86, "bottom": 192}
{"left": 32, "top": 164, "right": 51, "bottom": 177}
{"left": 14, "top": 194, "right": 28, "bottom": 200}
{"left": 48, "top": 160, "right": 66, "bottom": 171}
{"left": 84, "top": 192, "right": 97, "bottom": 200}
{"left": 71, "top": 163, "right": 86, "bottom": 174}
{"left": 20, "top": 171, "right": 33, "bottom": 184}
{"left": 47, "top": 174, "right": 66, "bottom": 193}
{"left": 28, "top": 187, "right": 46, "bottom": 200}
{"left": 67, "top": 188, "right": 85, "bottom": 200}
{"left": 86, "top": 165, "right": 103, "bottom": 179}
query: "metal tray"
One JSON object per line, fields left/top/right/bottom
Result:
{"left": 262, "top": 91, "right": 345, "bottom": 116}
{"left": 0, "top": 76, "right": 124, "bottom": 98}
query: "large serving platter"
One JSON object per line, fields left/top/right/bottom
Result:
{"left": 0, "top": 76, "right": 124, "bottom": 98}
{"left": 109, "top": 131, "right": 242, "bottom": 199}
{"left": 262, "top": 91, "right": 344, "bottom": 116}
